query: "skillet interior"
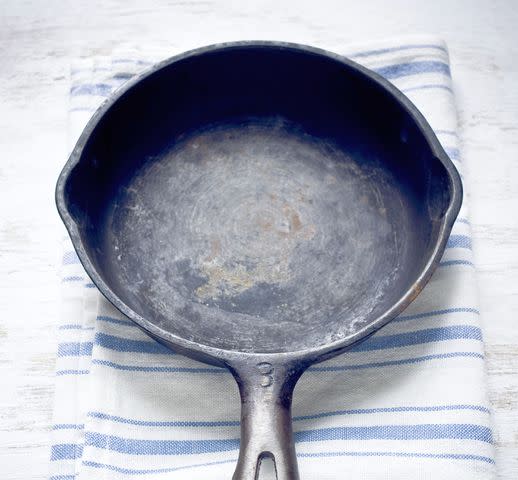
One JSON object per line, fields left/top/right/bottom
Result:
{"left": 62, "top": 46, "right": 453, "bottom": 353}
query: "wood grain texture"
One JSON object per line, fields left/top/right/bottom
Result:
{"left": 0, "top": 1, "right": 516, "bottom": 478}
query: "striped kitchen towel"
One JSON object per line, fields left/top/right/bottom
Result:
{"left": 49, "top": 36, "right": 495, "bottom": 480}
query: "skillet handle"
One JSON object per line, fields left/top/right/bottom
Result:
{"left": 228, "top": 360, "right": 306, "bottom": 480}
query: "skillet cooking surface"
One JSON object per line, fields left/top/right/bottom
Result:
{"left": 102, "top": 118, "right": 429, "bottom": 353}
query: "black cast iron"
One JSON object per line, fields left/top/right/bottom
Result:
{"left": 56, "top": 41, "right": 462, "bottom": 479}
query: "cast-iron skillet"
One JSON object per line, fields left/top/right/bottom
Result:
{"left": 56, "top": 42, "right": 462, "bottom": 479}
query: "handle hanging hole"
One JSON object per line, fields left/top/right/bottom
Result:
{"left": 256, "top": 452, "right": 277, "bottom": 480}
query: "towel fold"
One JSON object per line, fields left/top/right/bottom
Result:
{"left": 49, "top": 36, "right": 495, "bottom": 480}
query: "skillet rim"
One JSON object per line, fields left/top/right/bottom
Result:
{"left": 55, "top": 40, "right": 463, "bottom": 366}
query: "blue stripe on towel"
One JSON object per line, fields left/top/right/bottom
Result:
{"left": 95, "top": 332, "right": 171, "bottom": 354}
{"left": 87, "top": 411, "right": 240, "bottom": 428}
{"left": 447, "top": 235, "right": 472, "bottom": 249}
{"left": 82, "top": 450, "right": 493, "bottom": 476}
{"left": 309, "top": 351, "right": 483, "bottom": 372}
{"left": 51, "top": 443, "right": 84, "bottom": 461}
{"left": 435, "top": 129, "right": 458, "bottom": 137}
{"left": 62, "top": 251, "right": 80, "bottom": 265}
{"left": 112, "top": 72, "right": 137, "bottom": 80}
{"left": 295, "top": 424, "right": 491, "bottom": 443}
{"left": 57, "top": 342, "right": 93, "bottom": 357}
{"left": 112, "top": 58, "right": 153, "bottom": 66}
{"left": 84, "top": 423, "right": 490, "bottom": 455}
{"left": 299, "top": 450, "right": 494, "bottom": 464}
{"left": 295, "top": 404, "right": 490, "bottom": 420}
{"left": 56, "top": 369, "right": 90, "bottom": 376}
{"left": 97, "top": 315, "right": 135, "bottom": 327}
{"left": 444, "top": 147, "right": 460, "bottom": 160}
{"left": 62, "top": 275, "right": 84, "bottom": 283}
{"left": 402, "top": 84, "right": 453, "bottom": 94}
{"left": 375, "top": 60, "right": 450, "bottom": 79}
{"left": 349, "top": 325, "right": 481, "bottom": 352}
{"left": 53, "top": 423, "right": 85, "bottom": 430}
{"left": 70, "top": 83, "right": 114, "bottom": 96}
{"left": 351, "top": 43, "right": 448, "bottom": 58}
{"left": 85, "top": 431, "right": 239, "bottom": 455}
{"left": 91, "top": 359, "right": 224, "bottom": 373}
{"left": 82, "top": 458, "right": 236, "bottom": 475}
{"left": 85, "top": 404, "right": 489, "bottom": 429}
{"left": 396, "top": 307, "right": 479, "bottom": 322}
{"left": 59, "top": 323, "right": 95, "bottom": 331}
{"left": 440, "top": 260, "right": 474, "bottom": 267}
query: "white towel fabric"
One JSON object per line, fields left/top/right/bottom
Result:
{"left": 49, "top": 36, "right": 495, "bottom": 480}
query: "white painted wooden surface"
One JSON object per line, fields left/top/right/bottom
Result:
{"left": 0, "top": 1, "right": 516, "bottom": 478}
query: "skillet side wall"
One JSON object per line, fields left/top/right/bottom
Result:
{"left": 62, "top": 46, "right": 453, "bottom": 354}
